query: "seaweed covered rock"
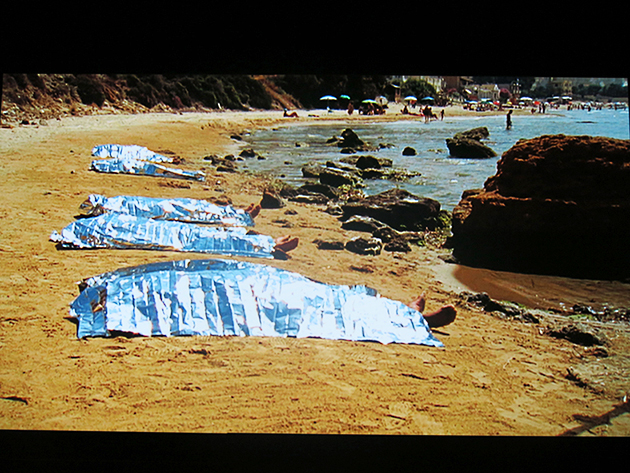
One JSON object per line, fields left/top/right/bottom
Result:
{"left": 449, "top": 135, "right": 630, "bottom": 280}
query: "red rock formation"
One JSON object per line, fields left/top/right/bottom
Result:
{"left": 450, "top": 135, "right": 630, "bottom": 280}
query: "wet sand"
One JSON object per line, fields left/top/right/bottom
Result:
{"left": 1, "top": 108, "right": 629, "bottom": 436}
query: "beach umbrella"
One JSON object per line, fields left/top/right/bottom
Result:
{"left": 520, "top": 96, "right": 533, "bottom": 101}
{"left": 320, "top": 95, "right": 337, "bottom": 110}
{"left": 340, "top": 94, "right": 351, "bottom": 100}
{"left": 420, "top": 96, "right": 434, "bottom": 102}
{"left": 404, "top": 95, "right": 418, "bottom": 102}
{"left": 362, "top": 99, "right": 378, "bottom": 104}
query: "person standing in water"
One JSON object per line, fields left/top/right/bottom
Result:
{"left": 506, "top": 109, "right": 513, "bottom": 129}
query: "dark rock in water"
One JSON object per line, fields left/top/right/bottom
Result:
{"left": 446, "top": 138, "right": 497, "bottom": 159}
{"left": 402, "top": 146, "right": 417, "bottom": 156}
{"left": 340, "top": 147, "right": 357, "bottom": 154}
{"left": 341, "top": 188, "right": 442, "bottom": 231}
{"left": 453, "top": 126, "right": 490, "bottom": 141}
{"left": 450, "top": 135, "right": 630, "bottom": 280}
{"left": 326, "top": 161, "right": 356, "bottom": 172}
{"left": 341, "top": 215, "right": 386, "bottom": 232}
{"left": 338, "top": 128, "right": 365, "bottom": 149}
{"left": 358, "top": 169, "right": 387, "bottom": 180}
{"left": 296, "top": 183, "right": 340, "bottom": 200}
{"left": 340, "top": 156, "right": 393, "bottom": 168}
{"left": 230, "top": 134, "right": 243, "bottom": 140}
{"left": 313, "top": 239, "right": 345, "bottom": 250}
{"left": 302, "top": 162, "right": 326, "bottom": 178}
{"left": 345, "top": 236, "right": 382, "bottom": 256}
{"left": 355, "top": 155, "right": 382, "bottom": 170}
{"left": 260, "top": 191, "right": 285, "bottom": 209}
{"left": 319, "top": 168, "right": 362, "bottom": 188}
{"left": 239, "top": 148, "right": 257, "bottom": 158}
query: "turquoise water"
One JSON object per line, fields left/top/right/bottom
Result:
{"left": 242, "top": 108, "right": 629, "bottom": 211}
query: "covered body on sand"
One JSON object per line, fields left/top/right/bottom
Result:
{"left": 70, "top": 258, "right": 444, "bottom": 346}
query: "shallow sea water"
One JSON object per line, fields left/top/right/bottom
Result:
{"left": 242, "top": 108, "right": 629, "bottom": 211}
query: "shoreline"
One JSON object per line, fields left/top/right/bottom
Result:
{"left": 1, "top": 108, "right": 629, "bottom": 435}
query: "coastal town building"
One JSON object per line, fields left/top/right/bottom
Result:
{"left": 442, "top": 76, "right": 474, "bottom": 92}
{"left": 417, "top": 76, "right": 446, "bottom": 94}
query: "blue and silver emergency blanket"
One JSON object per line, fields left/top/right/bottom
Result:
{"left": 69, "top": 258, "right": 443, "bottom": 346}
{"left": 50, "top": 214, "right": 275, "bottom": 258}
{"left": 90, "top": 144, "right": 205, "bottom": 181}
{"left": 92, "top": 144, "right": 175, "bottom": 163}
{"left": 90, "top": 158, "right": 205, "bottom": 181}
{"left": 80, "top": 194, "right": 255, "bottom": 227}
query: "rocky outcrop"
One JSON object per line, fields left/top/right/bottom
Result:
{"left": 345, "top": 236, "right": 383, "bottom": 256}
{"left": 446, "top": 126, "right": 496, "bottom": 159}
{"left": 453, "top": 126, "right": 490, "bottom": 141}
{"left": 340, "top": 188, "right": 443, "bottom": 231}
{"left": 446, "top": 137, "right": 497, "bottom": 159}
{"left": 301, "top": 158, "right": 419, "bottom": 188}
{"left": 449, "top": 134, "right": 630, "bottom": 280}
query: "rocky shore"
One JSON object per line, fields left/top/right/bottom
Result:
{"left": 1, "top": 109, "right": 629, "bottom": 436}
{"left": 449, "top": 134, "right": 630, "bottom": 281}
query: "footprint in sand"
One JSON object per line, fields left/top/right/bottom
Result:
{"left": 305, "top": 370, "right": 356, "bottom": 398}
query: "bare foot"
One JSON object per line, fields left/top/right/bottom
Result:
{"left": 407, "top": 294, "right": 456, "bottom": 328}
{"left": 408, "top": 293, "right": 426, "bottom": 313}
{"left": 423, "top": 305, "right": 457, "bottom": 328}
{"left": 245, "top": 203, "right": 261, "bottom": 218}
{"left": 274, "top": 235, "right": 299, "bottom": 253}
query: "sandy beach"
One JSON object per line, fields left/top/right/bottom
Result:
{"left": 1, "top": 105, "right": 629, "bottom": 436}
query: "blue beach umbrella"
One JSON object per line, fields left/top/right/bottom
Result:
{"left": 420, "top": 96, "right": 434, "bottom": 102}
{"left": 340, "top": 94, "right": 351, "bottom": 100}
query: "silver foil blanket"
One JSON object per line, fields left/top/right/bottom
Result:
{"left": 90, "top": 144, "right": 205, "bottom": 181}
{"left": 80, "top": 194, "right": 255, "bottom": 227}
{"left": 69, "top": 258, "right": 443, "bottom": 346}
{"left": 50, "top": 214, "right": 275, "bottom": 258}
{"left": 92, "top": 144, "right": 176, "bottom": 163}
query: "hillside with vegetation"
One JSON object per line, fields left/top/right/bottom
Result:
{"left": 1, "top": 74, "right": 397, "bottom": 126}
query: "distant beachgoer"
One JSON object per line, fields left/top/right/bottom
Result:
{"left": 283, "top": 109, "right": 299, "bottom": 118}
{"left": 347, "top": 102, "right": 354, "bottom": 115}
{"left": 506, "top": 110, "right": 513, "bottom": 129}
{"left": 440, "top": 109, "right": 444, "bottom": 120}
